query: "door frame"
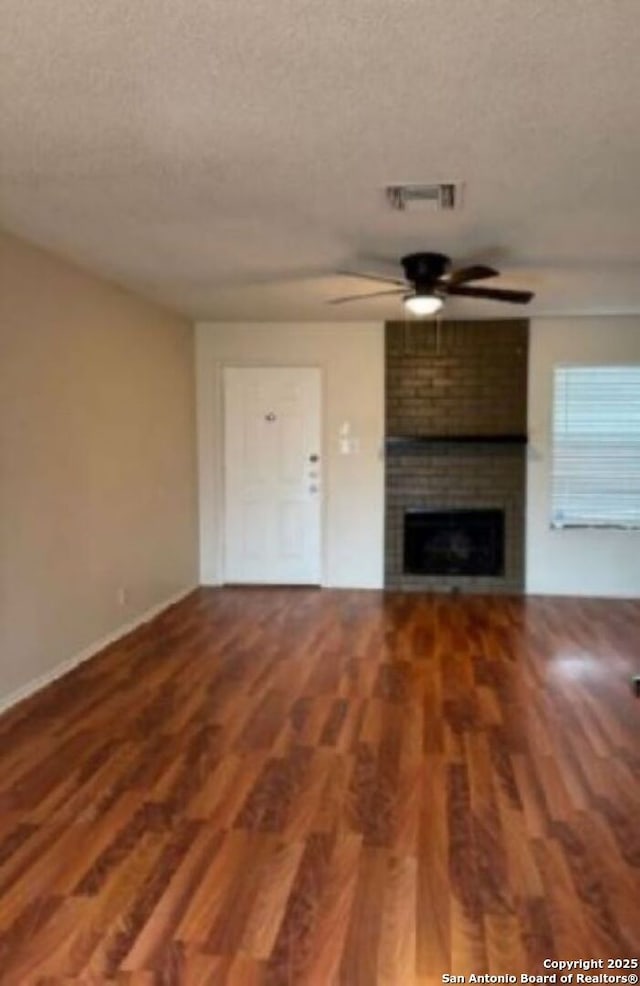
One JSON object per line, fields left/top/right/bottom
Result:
{"left": 219, "top": 362, "right": 327, "bottom": 586}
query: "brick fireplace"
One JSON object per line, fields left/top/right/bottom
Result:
{"left": 385, "top": 319, "right": 528, "bottom": 593}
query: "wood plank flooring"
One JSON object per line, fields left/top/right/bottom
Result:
{"left": 0, "top": 588, "right": 638, "bottom": 984}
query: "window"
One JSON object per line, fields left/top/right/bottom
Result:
{"left": 551, "top": 365, "right": 640, "bottom": 529}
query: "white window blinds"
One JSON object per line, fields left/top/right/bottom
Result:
{"left": 551, "top": 365, "right": 640, "bottom": 529}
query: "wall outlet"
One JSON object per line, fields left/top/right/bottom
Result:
{"left": 116, "top": 586, "right": 128, "bottom": 607}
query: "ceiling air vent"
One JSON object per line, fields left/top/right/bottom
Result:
{"left": 385, "top": 182, "right": 462, "bottom": 212}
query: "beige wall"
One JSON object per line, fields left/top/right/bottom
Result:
{"left": 0, "top": 231, "right": 199, "bottom": 708}
{"left": 196, "top": 321, "right": 385, "bottom": 588}
{"left": 527, "top": 316, "right": 640, "bottom": 597}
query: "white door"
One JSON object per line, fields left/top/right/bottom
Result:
{"left": 224, "top": 366, "right": 322, "bottom": 584}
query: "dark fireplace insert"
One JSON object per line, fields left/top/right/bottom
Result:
{"left": 404, "top": 508, "right": 505, "bottom": 576}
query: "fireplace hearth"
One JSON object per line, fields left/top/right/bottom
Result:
{"left": 404, "top": 508, "right": 505, "bottom": 577}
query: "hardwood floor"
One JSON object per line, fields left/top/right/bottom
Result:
{"left": 0, "top": 588, "right": 638, "bottom": 984}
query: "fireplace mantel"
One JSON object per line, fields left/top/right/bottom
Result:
{"left": 386, "top": 434, "right": 527, "bottom": 451}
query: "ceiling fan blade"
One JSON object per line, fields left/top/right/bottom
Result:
{"left": 328, "top": 288, "right": 406, "bottom": 305}
{"left": 447, "top": 285, "right": 534, "bottom": 304}
{"left": 447, "top": 264, "right": 499, "bottom": 285}
{"left": 336, "top": 269, "right": 406, "bottom": 287}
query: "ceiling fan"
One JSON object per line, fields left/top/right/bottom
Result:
{"left": 329, "top": 252, "right": 534, "bottom": 315}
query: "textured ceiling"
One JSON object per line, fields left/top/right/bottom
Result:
{"left": 2, "top": 0, "right": 640, "bottom": 320}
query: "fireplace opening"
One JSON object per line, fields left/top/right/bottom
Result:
{"left": 403, "top": 508, "right": 505, "bottom": 576}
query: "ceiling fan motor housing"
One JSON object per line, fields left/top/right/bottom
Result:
{"left": 401, "top": 252, "right": 451, "bottom": 291}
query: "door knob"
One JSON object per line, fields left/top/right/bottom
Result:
{"left": 309, "top": 453, "right": 319, "bottom": 462}
{"left": 309, "top": 484, "right": 319, "bottom": 493}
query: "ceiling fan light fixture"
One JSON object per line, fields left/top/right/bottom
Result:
{"left": 403, "top": 293, "right": 443, "bottom": 317}
{"left": 328, "top": 252, "right": 533, "bottom": 308}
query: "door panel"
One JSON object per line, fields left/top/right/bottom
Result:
{"left": 224, "top": 367, "right": 322, "bottom": 584}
